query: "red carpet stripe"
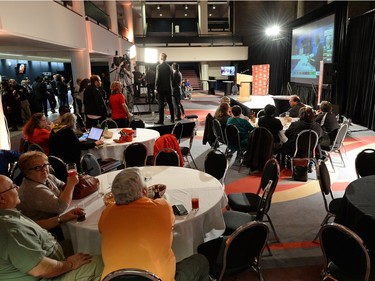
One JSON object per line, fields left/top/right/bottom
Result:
{"left": 269, "top": 241, "right": 320, "bottom": 250}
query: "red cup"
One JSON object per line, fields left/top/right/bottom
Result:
{"left": 66, "top": 163, "right": 77, "bottom": 177}
{"left": 67, "top": 170, "right": 78, "bottom": 177}
{"left": 191, "top": 195, "right": 199, "bottom": 209}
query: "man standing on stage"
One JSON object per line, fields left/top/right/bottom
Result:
{"left": 155, "top": 53, "right": 174, "bottom": 125}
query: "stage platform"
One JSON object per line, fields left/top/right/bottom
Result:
{"left": 229, "top": 95, "right": 290, "bottom": 116}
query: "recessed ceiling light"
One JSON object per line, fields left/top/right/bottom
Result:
{"left": 159, "top": 13, "right": 162, "bottom": 17}
{"left": 157, "top": 5, "right": 160, "bottom": 10}
{"left": 209, "top": 13, "right": 212, "bottom": 17}
{"left": 185, "top": 5, "right": 188, "bottom": 10}
{"left": 212, "top": 5, "right": 216, "bottom": 10}
{"left": 184, "top": 13, "right": 188, "bottom": 17}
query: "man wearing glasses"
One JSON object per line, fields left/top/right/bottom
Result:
{"left": 0, "top": 175, "right": 103, "bottom": 280}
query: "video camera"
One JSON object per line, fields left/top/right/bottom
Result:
{"left": 111, "top": 51, "right": 130, "bottom": 68}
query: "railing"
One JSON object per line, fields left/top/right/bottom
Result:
{"left": 84, "top": 1, "right": 110, "bottom": 30}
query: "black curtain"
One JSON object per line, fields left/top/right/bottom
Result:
{"left": 344, "top": 10, "right": 375, "bottom": 129}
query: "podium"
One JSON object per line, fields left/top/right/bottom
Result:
{"left": 236, "top": 73, "right": 252, "bottom": 101}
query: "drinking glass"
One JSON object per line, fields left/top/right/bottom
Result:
{"left": 66, "top": 163, "right": 77, "bottom": 177}
{"left": 191, "top": 193, "right": 199, "bottom": 210}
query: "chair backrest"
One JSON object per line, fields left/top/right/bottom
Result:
{"left": 225, "top": 124, "right": 241, "bottom": 151}
{"left": 80, "top": 153, "right": 101, "bottom": 176}
{"left": 154, "top": 148, "right": 180, "bottom": 167}
{"left": 48, "top": 155, "right": 68, "bottom": 182}
{"left": 317, "top": 160, "right": 333, "bottom": 212}
{"left": 218, "top": 221, "right": 269, "bottom": 281}
{"left": 256, "top": 109, "right": 265, "bottom": 118}
{"left": 19, "top": 137, "right": 29, "bottom": 153}
{"left": 355, "top": 148, "right": 375, "bottom": 178}
{"left": 102, "top": 268, "right": 162, "bottom": 281}
{"left": 101, "top": 118, "right": 118, "bottom": 129}
{"left": 153, "top": 134, "right": 183, "bottom": 166}
{"left": 181, "top": 122, "right": 196, "bottom": 151}
{"left": 171, "top": 122, "right": 183, "bottom": 143}
{"left": 9, "top": 161, "right": 24, "bottom": 186}
{"left": 331, "top": 123, "right": 348, "bottom": 150}
{"left": 130, "top": 119, "right": 146, "bottom": 129}
{"left": 319, "top": 223, "right": 370, "bottom": 281}
{"left": 259, "top": 158, "right": 280, "bottom": 194}
{"left": 255, "top": 180, "right": 273, "bottom": 221}
{"left": 204, "top": 149, "right": 228, "bottom": 184}
{"left": 123, "top": 143, "right": 148, "bottom": 168}
{"left": 27, "top": 143, "right": 45, "bottom": 153}
{"left": 294, "top": 129, "right": 319, "bottom": 158}
{"left": 212, "top": 119, "right": 226, "bottom": 145}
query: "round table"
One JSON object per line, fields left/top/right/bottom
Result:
{"left": 335, "top": 176, "right": 375, "bottom": 253}
{"left": 63, "top": 166, "right": 227, "bottom": 262}
{"left": 88, "top": 128, "right": 160, "bottom": 159}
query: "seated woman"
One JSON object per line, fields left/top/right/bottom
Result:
{"left": 315, "top": 100, "right": 339, "bottom": 148}
{"left": 227, "top": 105, "right": 254, "bottom": 148}
{"left": 109, "top": 81, "right": 131, "bottom": 128}
{"left": 49, "top": 113, "right": 103, "bottom": 171}
{"left": 214, "top": 102, "right": 231, "bottom": 131}
{"left": 17, "top": 151, "right": 79, "bottom": 222}
{"left": 258, "top": 104, "right": 283, "bottom": 152}
{"left": 22, "top": 113, "right": 53, "bottom": 154}
{"left": 282, "top": 107, "right": 322, "bottom": 157}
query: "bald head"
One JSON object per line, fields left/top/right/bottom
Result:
{"left": 0, "top": 175, "right": 20, "bottom": 209}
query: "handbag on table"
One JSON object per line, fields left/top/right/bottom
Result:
{"left": 73, "top": 174, "right": 100, "bottom": 199}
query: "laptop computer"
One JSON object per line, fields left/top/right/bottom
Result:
{"left": 79, "top": 127, "right": 104, "bottom": 142}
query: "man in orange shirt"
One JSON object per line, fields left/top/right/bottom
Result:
{"left": 99, "top": 168, "right": 209, "bottom": 281}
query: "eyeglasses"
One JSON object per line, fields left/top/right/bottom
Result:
{"left": 0, "top": 184, "right": 18, "bottom": 195}
{"left": 29, "top": 163, "right": 51, "bottom": 171}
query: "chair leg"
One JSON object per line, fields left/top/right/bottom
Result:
{"left": 338, "top": 150, "right": 345, "bottom": 167}
{"left": 327, "top": 153, "right": 335, "bottom": 172}
{"left": 265, "top": 213, "right": 280, "bottom": 243}
{"left": 188, "top": 152, "right": 198, "bottom": 169}
{"left": 313, "top": 213, "right": 335, "bottom": 242}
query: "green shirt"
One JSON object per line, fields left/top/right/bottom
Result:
{"left": 0, "top": 209, "right": 64, "bottom": 281}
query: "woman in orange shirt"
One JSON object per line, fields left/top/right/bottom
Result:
{"left": 22, "top": 113, "right": 53, "bottom": 154}
{"left": 109, "top": 81, "right": 131, "bottom": 128}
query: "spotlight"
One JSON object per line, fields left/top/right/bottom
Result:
{"left": 265, "top": 25, "right": 281, "bottom": 36}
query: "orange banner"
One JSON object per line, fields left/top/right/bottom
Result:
{"left": 252, "top": 64, "right": 270, "bottom": 95}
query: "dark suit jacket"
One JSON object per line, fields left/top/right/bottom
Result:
{"left": 83, "top": 85, "right": 107, "bottom": 118}
{"left": 155, "top": 61, "right": 173, "bottom": 96}
{"left": 279, "top": 102, "right": 305, "bottom": 118}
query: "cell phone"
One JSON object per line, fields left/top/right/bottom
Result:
{"left": 172, "top": 204, "right": 188, "bottom": 216}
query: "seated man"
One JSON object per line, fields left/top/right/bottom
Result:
{"left": 315, "top": 100, "right": 340, "bottom": 148}
{"left": 279, "top": 95, "right": 305, "bottom": 117}
{"left": 99, "top": 167, "right": 210, "bottom": 281}
{"left": 258, "top": 104, "right": 283, "bottom": 151}
{"left": 0, "top": 175, "right": 103, "bottom": 281}
{"left": 227, "top": 105, "right": 254, "bottom": 147}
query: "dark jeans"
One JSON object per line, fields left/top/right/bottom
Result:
{"left": 173, "top": 88, "right": 184, "bottom": 118}
{"left": 157, "top": 92, "right": 175, "bottom": 123}
{"left": 175, "top": 254, "right": 210, "bottom": 281}
{"left": 114, "top": 118, "right": 129, "bottom": 128}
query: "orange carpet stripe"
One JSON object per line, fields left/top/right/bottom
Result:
{"left": 269, "top": 241, "right": 320, "bottom": 251}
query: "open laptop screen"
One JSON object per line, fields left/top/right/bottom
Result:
{"left": 87, "top": 127, "right": 104, "bottom": 141}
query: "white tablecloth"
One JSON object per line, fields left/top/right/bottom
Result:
{"left": 88, "top": 128, "right": 160, "bottom": 159}
{"left": 63, "top": 166, "right": 227, "bottom": 262}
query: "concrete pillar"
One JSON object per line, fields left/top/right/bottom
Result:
{"left": 201, "top": 62, "right": 209, "bottom": 90}
{"left": 122, "top": 3, "right": 134, "bottom": 43}
{"left": 297, "top": 0, "right": 304, "bottom": 18}
{"left": 71, "top": 50, "right": 91, "bottom": 81}
{"left": 198, "top": 1, "right": 208, "bottom": 35}
{"left": 71, "top": 0, "right": 85, "bottom": 16}
{"left": 104, "top": 0, "right": 118, "bottom": 34}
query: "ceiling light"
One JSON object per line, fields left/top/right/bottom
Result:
{"left": 212, "top": 5, "right": 216, "bottom": 10}
{"left": 209, "top": 13, "right": 212, "bottom": 17}
{"left": 159, "top": 13, "right": 162, "bottom": 17}
{"left": 185, "top": 5, "right": 188, "bottom": 10}
{"left": 265, "top": 25, "right": 281, "bottom": 36}
{"left": 157, "top": 5, "right": 160, "bottom": 10}
{"left": 184, "top": 13, "right": 188, "bottom": 17}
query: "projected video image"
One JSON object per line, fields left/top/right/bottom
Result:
{"left": 290, "top": 14, "right": 335, "bottom": 84}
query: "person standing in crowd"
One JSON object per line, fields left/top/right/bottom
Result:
{"left": 77, "top": 78, "right": 89, "bottom": 118}
{"left": 132, "top": 66, "right": 143, "bottom": 98}
{"left": 55, "top": 74, "right": 69, "bottom": 108}
{"left": 119, "top": 62, "right": 134, "bottom": 114}
{"left": 145, "top": 65, "right": 156, "bottom": 103}
{"left": 279, "top": 95, "right": 305, "bottom": 118}
{"left": 0, "top": 175, "right": 104, "bottom": 281}
{"left": 155, "top": 52, "right": 174, "bottom": 125}
{"left": 83, "top": 75, "right": 108, "bottom": 128}
{"left": 44, "top": 77, "right": 57, "bottom": 113}
{"left": 109, "top": 81, "right": 131, "bottom": 128}
{"left": 1, "top": 81, "right": 19, "bottom": 131}
{"left": 9, "top": 79, "right": 30, "bottom": 124}
{"left": 99, "top": 168, "right": 210, "bottom": 281}
{"left": 73, "top": 78, "right": 82, "bottom": 114}
{"left": 172, "top": 63, "right": 185, "bottom": 121}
